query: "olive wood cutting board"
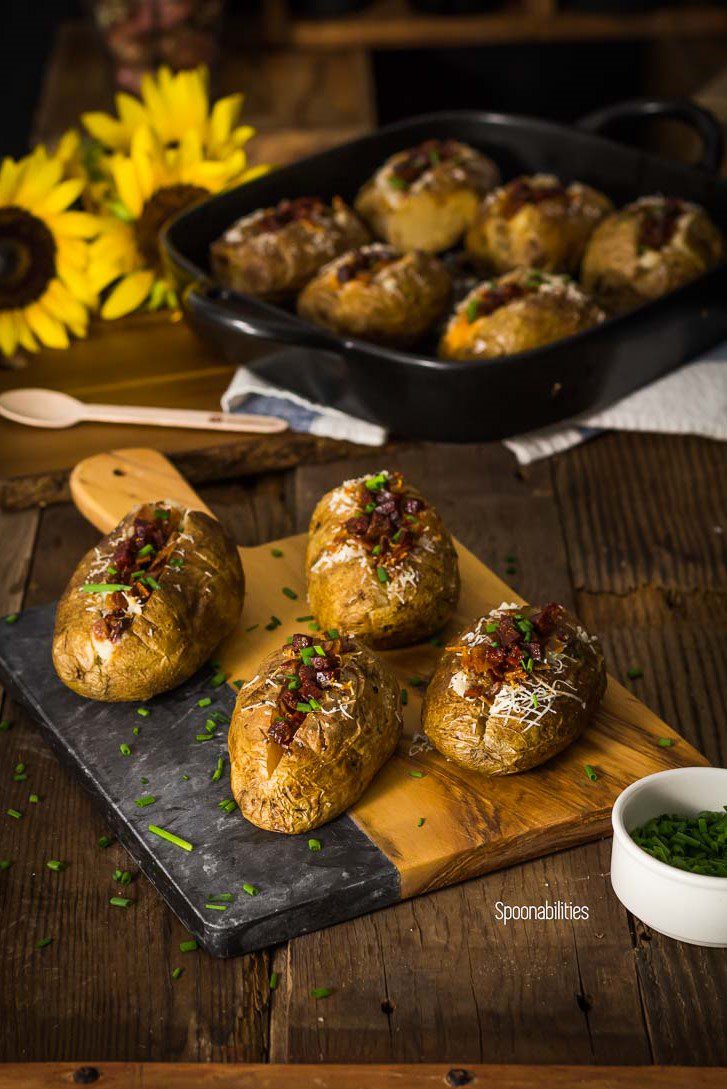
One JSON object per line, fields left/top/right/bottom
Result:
{"left": 0, "top": 447, "right": 706, "bottom": 956}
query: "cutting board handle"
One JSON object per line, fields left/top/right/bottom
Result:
{"left": 70, "top": 448, "right": 212, "bottom": 533}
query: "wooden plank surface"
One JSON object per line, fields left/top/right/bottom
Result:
{"left": 1, "top": 1063, "right": 726, "bottom": 1089}
{"left": 1, "top": 437, "right": 725, "bottom": 1064}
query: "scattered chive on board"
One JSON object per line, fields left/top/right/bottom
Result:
{"left": 308, "top": 839, "right": 322, "bottom": 852}
{"left": 46, "top": 860, "right": 65, "bottom": 872}
{"left": 120, "top": 743, "right": 131, "bottom": 757}
{"left": 180, "top": 940, "right": 198, "bottom": 953}
{"left": 409, "top": 769, "right": 424, "bottom": 779}
{"left": 98, "top": 835, "right": 113, "bottom": 848}
{"left": 658, "top": 737, "right": 676, "bottom": 747}
{"left": 135, "top": 795, "right": 156, "bottom": 808}
{"left": 36, "top": 937, "right": 52, "bottom": 949}
{"left": 172, "top": 967, "right": 184, "bottom": 980}
{"left": 242, "top": 882, "right": 259, "bottom": 896}
{"left": 148, "top": 825, "right": 194, "bottom": 852}
{"left": 137, "top": 707, "right": 151, "bottom": 717}
{"left": 584, "top": 764, "right": 598, "bottom": 782}
{"left": 110, "top": 897, "right": 132, "bottom": 908}
{"left": 310, "top": 987, "right": 333, "bottom": 999}
{"left": 627, "top": 667, "right": 644, "bottom": 680}
{"left": 198, "top": 697, "right": 212, "bottom": 708}
{"left": 269, "top": 972, "right": 279, "bottom": 990}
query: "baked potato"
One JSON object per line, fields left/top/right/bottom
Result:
{"left": 297, "top": 243, "right": 451, "bottom": 347}
{"left": 210, "top": 195, "right": 370, "bottom": 300}
{"left": 355, "top": 139, "right": 500, "bottom": 253}
{"left": 52, "top": 501, "right": 244, "bottom": 701}
{"left": 305, "top": 470, "right": 460, "bottom": 649}
{"left": 465, "top": 174, "right": 613, "bottom": 275}
{"left": 423, "top": 601, "right": 606, "bottom": 774}
{"left": 228, "top": 631, "right": 403, "bottom": 833}
{"left": 439, "top": 268, "right": 605, "bottom": 361}
{"left": 581, "top": 195, "right": 724, "bottom": 314}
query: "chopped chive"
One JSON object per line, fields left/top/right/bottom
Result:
{"left": 209, "top": 892, "right": 234, "bottom": 902}
{"left": 80, "top": 583, "right": 131, "bottom": 594}
{"left": 208, "top": 659, "right": 220, "bottom": 670}
{"left": 132, "top": 727, "right": 140, "bottom": 736}
{"left": 13, "top": 774, "right": 27, "bottom": 782}
{"left": 296, "top": 702, "right": 312, "bottom": 713}
{"left": 417, "top": 817, "right": 425, "bottom": 827}
{"left": 198, "top": 697, "right": 212, "bottom": 708}
{"left": 242, "top": 882, "right": 259, "bottom": 896}
{"left": 36, "top": 937, "right": 52, "bottom": 949}
{"left": 220, "top": 799, "right": 237, "bottom": 813}
{"left": 271, "top": 548, "right": 284, "bottom": 558}
{"left": 4, "top": 613, "right": 19, "bottom": 624}
{"left": 409, "top": 769, "right": 424, "bottom": 779}
{"left": 627, "top": 667, "right": 644, "bottom": 680}
{"left": 148, "top": 825, "right": 194, "bottom": 852}
{"left": 282, "top": 587, "right": 298, "bottom": 600}
{"left": 326, "top": 629, "right": 340, "bottom": 639}
{"left": 98, "top": 835, "right": 113, "bottom": 848}
{"left": 14, "top": 762, "right": 25, "bottom": 774}
{"left": 135, "top": 795, "right": 156, "bottom": 808}
{"left": 408, "top": 676, "right": 425, "bottom": 688}
{"left": 209, "top": 672, "right": 227, "bottom": 688}
{"left": 117, "top": 871, "right": 132, "bottom": 886}
{"left": 137, "top": 543, "right": 155, "bottom": 558}
{"left": 308, "top": 839, "right": 322, "bottom": 852}
{"left": 658, "top": 737, "right": 675, "bottom": 747}
{"left": 154, "top": 508, "right": 170, "bottom": 520}
{"left": 296, "top": 615, "right": 314, "bottom": 623}
{"left": 465, "top": 298, "right": 480, "bottom": 323}
{"left": 29, "top": 794, "right": 39, "bottom": 804}
{"left": 205, "top": 902, "right": 228, "bottom": 911}
{"left": 401, "top": 688, "right": 408, "bottom": 706}
{"left": 142, "top": 575, "right": 161, "bottom": 591}
{"left": 180, "top": 940, "right": 198, "bottom": 952}
{"left": 211, "top": 757, "right": 224, "bottom": 782}
{"left": 233, "top": 679, "right": 244, "bottom": 688}
{"left": 205, "top": 718, "right": 217, "bottom": 733}
{"left": 110, "top": 897, "right": 132, "bottom": 908}
{"left": 584, "top": 764, "right": 598, "bottom": 782}
{"left": 532, "top": 693, "right": 539, "bottom": 709}
{"left": 308, "top": 621, "right": 320, "bottom": 631}
{"left": 246, "top": 624, "right": 259, "bottom": 632}
{"left": 137, "top": 707, "right": 150, "bottom": 717}
{"left": 376, "top": 565, "right": 390, "bottom": 584}
{"left": 0, "top": 719, "right": 12, "bottom": 731}
{"left": 506, "top": 565, "right": 517, "bottom": 575}
{"left": 181, "top": 774, "right": 190, "bottom": 781}
{"left": 310, "top": 987, "right": 332, "bottom": 999}
{"left": 120, "top": 743, "right": 131, "bottom": 757}
{"left": 0, "top": 860, "right": 12, "bottom": 870}
{"left": 46, "top": 860, "right": 65, "bottom": 872}
{"left": 140, "top": 776, "right": 149, "bottom": 785}
{"left": 172, "top": 967, "right": 184, "bottom": 980}
{"left": 7, "top": 809, "right": 21, "bottom": 820}
{"left": 269, "top": 971, "right": 279, "bottom": 990}
{"left": 196, "top": 733, "right": 215, "bottom": 742}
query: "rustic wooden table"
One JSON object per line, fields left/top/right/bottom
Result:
{"left": 1, "top": 437, "right": 725, "bottom": 1066}
{"left": 0, "top": 18, "right": 725, "bottom": 1076}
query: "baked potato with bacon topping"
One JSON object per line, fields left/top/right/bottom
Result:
{"left": 439, "top": 267, "right": 604, "bottom": 361}
{"left": 210, "top": 195, "right": 370, "bottom": 300}
{"left": 297, "top": 243, "right": 451, "bottom": 347}
{"left": 465, "top": 174, "right": 613, "bottom": 275}
{"left": 423, "top": 602, "right": 606, "bottom": 774}
{"left": 305, "top": 470, "right": 460, "bottom": 649}
{"left": 228, "top": 631, "right": 402, "bottom": 833}
{"left": 581, "top": 195, "right": 724, "bottom": 314}
{"left": 355, "top": 138, "right": 500, "bottom": 253}
{"left": 52, "top": 501, "right": 244, "bottom": 701}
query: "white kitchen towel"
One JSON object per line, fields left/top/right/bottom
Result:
{"left": 504, "top": 348, "right": 727, "bottom": 465}
{"left": 221, "top": 362, "right": 387, "bottom": 446}
{"left": 222, "top": 343, "right": 727, "bottom": 458}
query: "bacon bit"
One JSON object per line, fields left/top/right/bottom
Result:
{"left": 460, "top": 604, "right": 565, "bottom": 696}
{"left": 638, "top": 198, "right": 684, "bottom": 251}
{"left": 268, "top": 634, "right": 347, "bottom": 747}
{"left": 390, "top": 139, "right": 462, "bottom": 188}
{"left": 466, "top": 281, "right": 532, "bottom": 322}
{"left": 255, "top": 197, "right": 327, "bottom": 234}
{"left": 500, "top": 177, "right": 568, "bottom": 220}
{"left": 337, "top": 246, "right": 398, "bottom": 285}
{"left": 342, "top": 472, "right": 426, "bottom": 574}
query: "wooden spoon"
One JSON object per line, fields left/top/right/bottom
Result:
{"left": 0, "top": 387, "right": 288, "bottom": 434}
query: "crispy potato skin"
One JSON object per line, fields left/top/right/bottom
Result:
{"left": 52, "top": 506, "right": 244, "bottom": 702}
{"left": 439, "top": 269, "right": 604, "bottom": 361}
{"left": 465, "top": 175, "right": 613, "bottom": 275}
{"left": 355, "top": 141, "right": 500, "bottom": 253}
{"left": 210, "top": 196, "right": 370, "bottom": 300}
{"left": 305, "top": 477, "right": 460, "bottom": 649}
{"left": 297, "top": 245, "right": 451, "bottom": 347}
{"left": 229, "top": 639, "right": 402, "bottom": 833}
{"left": 581, "top": 197, "right": 724, "bottom": 314}
{"left": 423, "top": 604, "right": 606, "bottom": 774}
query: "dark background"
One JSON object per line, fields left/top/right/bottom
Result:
{"left": 3, "top": 0, "right": 674, "bottom": 157}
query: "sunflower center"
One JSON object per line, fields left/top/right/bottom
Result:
{"left": 135, "top": 185, "right": 208, "bottom": 270}
{"left": 0, "top": 206, "right": 57, "bottom": 310}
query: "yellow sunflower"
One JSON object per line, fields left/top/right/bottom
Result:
{"left": 0, "top": 145, "right": 98, "bottom": 358}
{"left": 82, "top": 65, "right": 255, "bottom": 160}
{"left": 91, "top": 124, "right": 267, "bottom": 319}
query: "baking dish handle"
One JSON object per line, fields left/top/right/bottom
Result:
{"left": 183, "top": 281, "right": 344, "bottom": 353}
{"left": 576, "top": 98, "right": 723, "bottom": 173}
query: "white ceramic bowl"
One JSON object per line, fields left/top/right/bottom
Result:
{"left": 610, "top": 766, "right": 727, "bottom": 947}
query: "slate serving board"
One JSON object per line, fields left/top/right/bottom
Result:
{"left": 0, "top": 606, "right": 398, "bottom": 956}
{"left": 0, "top": 446, "right": 707, "bottom": 958}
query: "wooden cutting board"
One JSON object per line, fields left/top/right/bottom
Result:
{"left": 0, "top": 447, "right": 706, "bottom": 956}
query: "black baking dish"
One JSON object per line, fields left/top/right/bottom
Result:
{"left": 163, "top": 98, "right": 727, "bottom": 442}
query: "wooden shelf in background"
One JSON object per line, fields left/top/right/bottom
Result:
{"left": 268, "top": 1, "right": 727, "bottom": 50}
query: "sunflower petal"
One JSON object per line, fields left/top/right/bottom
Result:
{"left": 208, "top": 95, "right": 243, "bottom": 154}
{"left": 45, "top": 278, "right": 90, "bottom": 335}
{"left": 51, "top": 211, "right": 100, "bottom": 239}
{"left": 101, "top": 269, "right": 154, "bottom": 320}
{"left": 82, "top": 112, "right": 129, "bottom": 151}
{"left": 14, "top": 311, "right": 39, "bottom": 353}
{"left": 0, "top": 312, "right": 18, "bottom": 357}
{"left": 116, "top": 92, "right": 147, "bottom": 135}
{"left": 109, "top": 155, "right": 143, "bottom": 218}
{"left": 24, "top": 301, "right": 70, "bottom": 349}
{"left": 35, "top": 178, "right": 86, "bottom": 216}
{"left": 0, "top": 157, "right": 22, "bottom": 202}
{"left": 14, "top": 154, "right": 63, "bottom": 209}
